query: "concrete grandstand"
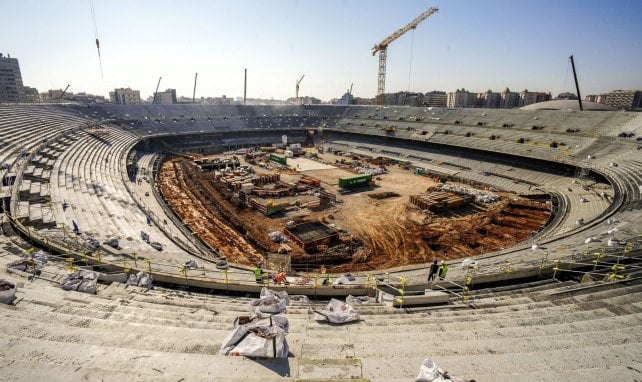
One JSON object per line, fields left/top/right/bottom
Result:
{"left": 1, "top": 103, "right": 642, "bottom": 381}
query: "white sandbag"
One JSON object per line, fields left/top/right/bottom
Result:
{"left": 228, "top": 328, "right": 289, "bottom": 358}
{"left": 415, "top": 358, "right": 447, "bottom": 382}
{"left": 415, "top": 358, "right": 471, "bottom": 382}
{"left": 346, "top": 295, "right": 376, "bottom": 305}
{"left": 461, "top": 258, "right": 478, "bottom": 269}
{"left": 60, "top": 270, "right": 98, "bottom": 294}
{"left": 0, "top": 279, "right": 17, "bottom": 304}
{"left": 314, "top": 298, "right": 360, "bottom": 324}
{"left": 332, "top": 276, "right": 350, "bottom": 285}
{"left": 249, "top": 287, "right": 289, "bottom": 317}
{"left": 220, "top": 315, "right": 289, "bottom": 358}
{"left": 126, "top": 271, "right": 153, "bottom": 289}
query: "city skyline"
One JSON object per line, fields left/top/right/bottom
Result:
{"left": 3, "top": 0, "right": 642, "bottom": 101}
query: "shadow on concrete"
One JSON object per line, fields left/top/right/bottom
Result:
{"left": 250, "top": 357, "right": 292, "bottom": 378}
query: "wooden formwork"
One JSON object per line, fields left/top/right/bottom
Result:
{"left": 409, "top": 191, "right": 469, "bottom": 212}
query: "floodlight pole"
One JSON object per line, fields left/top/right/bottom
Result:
{"left": 192, "top": 73, "right": 198, "bottom": 104}
{"left": 244, "top": 68, "right": 247, "bottom": 105}
{"left": 569, "top": 55, "right": 583, "bottom": 111}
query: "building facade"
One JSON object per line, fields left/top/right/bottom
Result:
{"left": 605, "top": 90, "right": 642, "bottom": 111}
{"left": 556, "top": 92, "right": 578, "bottom": 100}
{"left": 40, "top": 89, "right": 74, "bottom": 102}
{"left": 110, "top": 88, "right": 141, "bottom": 105}
{"left": 424, "top": 91, "right": 447, "bottom": 107}
{"left": 500, "top": 88, "right": 520, "bottom": 108}
{"left": 447, "top": 89, "right": 476, "bottom": 108}
{"left": 22, "top": 86, "right": 40, "bottom": 102}
{"left": 337, "top": 92, "right": 354, "bottom": 105}
{"left": 0, "top": 53, "right": 26, "bottom": 102}
{"left": 153, "top": 88, "right": 177, "bottom": 105}
{"left": 519, "top": 89, "right": 551, "bottom": 107}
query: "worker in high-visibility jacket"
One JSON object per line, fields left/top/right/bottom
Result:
{"left": 254, "top": 265, "right": 264, "bottom": 284}
{"left": 439, "top": 261, "right": 448, "bottom": 280}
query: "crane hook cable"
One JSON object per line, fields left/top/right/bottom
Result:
{"left": 89, "top": 0, "right": 103, "bottom": 77}
{"left": 407, "top": 28, "right": 415, "bottom": 92}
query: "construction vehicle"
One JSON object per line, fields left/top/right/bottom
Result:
{"left": 372, "top": 6, "right": 438, "bottom": 105}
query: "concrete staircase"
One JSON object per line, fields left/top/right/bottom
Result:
{"left": 1, "top": 249, "right": 641, "bottom": 382}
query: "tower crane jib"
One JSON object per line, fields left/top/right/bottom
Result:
{"left": 372, "top": 6, "right": 438, "bottom": 105}
{"left": 296, "top": 74, "right": 305, "bottom": 104}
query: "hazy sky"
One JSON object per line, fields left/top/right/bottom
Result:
{"left": 3, "top": 0, "right": 641, "bottom": 101}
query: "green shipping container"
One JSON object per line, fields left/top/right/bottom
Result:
{"left": 266, "top": 205, "right": 284, "bottom": 215}
{"left": 269, "top": 153, "right": 287, "bottom": 165}
{"left": 338, "top": 174, "right": 372, "bottom": 188}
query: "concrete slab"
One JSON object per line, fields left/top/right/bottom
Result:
{"left": 288, "top": 157, "right": 336, "bottom": 171}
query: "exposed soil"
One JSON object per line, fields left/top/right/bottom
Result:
{"left": 159, "top": 152, "right": 551, "bottom": 272}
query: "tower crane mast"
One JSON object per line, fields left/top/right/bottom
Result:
{"left": 296, "top": 75, "right": 305, "bottom": 104}
{"left": 372, "top": 6, "right": 438, "bottom": 105}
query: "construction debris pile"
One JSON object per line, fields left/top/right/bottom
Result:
{"left": 60, "top": 270, "right": 98, "bottom": 294}
{"left": 435, "top": 184, "right": 500, "bottom": 204}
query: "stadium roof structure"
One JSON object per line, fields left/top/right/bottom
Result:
{"left": 521, "top": 99, "right": 617, "bottom": 111}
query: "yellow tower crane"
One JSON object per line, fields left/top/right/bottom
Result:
{"left": 372, "top": 6, "right": 438, "bottom": 106}
{"left": 295, "top": 74, "right": 305, "bottom": 104}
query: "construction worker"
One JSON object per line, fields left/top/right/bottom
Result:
{"left": 428, "top": 259, "right": 439, "bottom": 281}
{"left": 274, "top": 271, "right": 289, "bottom": 285}
{"left": 254, "top": 264, "right": 263, "bottom": 284}
{"left": 439, "top": 261, "right": 448, "bottom": 280}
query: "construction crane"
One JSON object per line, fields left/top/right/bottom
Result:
{"left": 58, "top": 84, "right": 71, "bottom": 101}
{"left": 372, "top": 6, "right": 438, "bottom": 105}
{"left": 295, "top": 75, "right": 305, "bottom": 104}
{"left": 151, "top": 76, "right": 162, "bottom": 105}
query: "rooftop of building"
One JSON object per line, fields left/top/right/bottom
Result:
{"left": 521, "top": 99, "right": 617, "bottom": 111}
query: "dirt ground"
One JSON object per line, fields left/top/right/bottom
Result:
{"left": 159, "top": 150, "right": 551, "bottom": 272}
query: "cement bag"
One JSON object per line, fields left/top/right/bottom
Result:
{"left": 315, "top": 298, "right": 360, "bottom": 324}
{"left": 332, "top": 276, "right": 350, "bottom": 285}
{"left": 220, "top": 316, "right": 289, "bottom": 358}
{"left": 127, "top": 271, "right": 153, "bottom": 289}
{"left": 60, "top": 270, "right": 98, "bottom": 294}
{"left": 0, "top": 279, "right": 17, "bottom": 304}
{"left": 250, "top": 287, "right": 289, "bottom": 317}
{"left": 228, "top": 327, "right": 289, "bottom": 358}
{"left": 415, "top": 358, "right": 447, "bottom": 382}
{"left": 415, "top": 359, "right": 469, "bottom": 382}
{"left": 221, "top": 316, "right": 289, "bottom": 352}
{"left": 260, "top": 287, "right": 290, "bottom": 304}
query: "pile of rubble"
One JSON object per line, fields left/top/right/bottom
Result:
{"left": 435, "top": 184, "right": 499, "bottom": 204}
